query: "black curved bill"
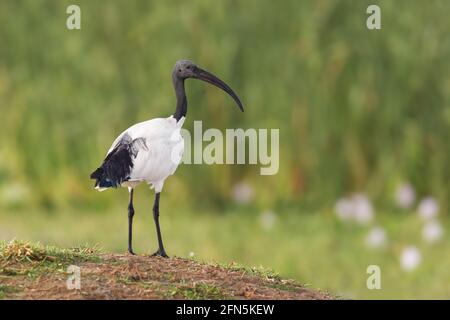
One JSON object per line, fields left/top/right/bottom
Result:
{"left": 194, "top": 67, "right": 244, "bottom": 112}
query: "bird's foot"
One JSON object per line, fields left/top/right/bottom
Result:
{"left": 151, "top": 249, "right": 169, "bottom": 258}
{"left": 128, "top": 248, "right": 136, "bottom": 255}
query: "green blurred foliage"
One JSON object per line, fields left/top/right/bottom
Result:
{"left": 0, "top": 0, "right": 449, "bottom": 212}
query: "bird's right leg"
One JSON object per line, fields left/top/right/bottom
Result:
{"left": 127, "top": 188, "right": 136, "bottom": 255}
{"left": 151, "top": 192, "right": 169, "bottom": 258}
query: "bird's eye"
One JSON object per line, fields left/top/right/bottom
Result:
{"left": 178, "top": 69, "right": 182, "bottom": 72}
{"left": 186, "top": 66, "right": 190, "bottom": 69}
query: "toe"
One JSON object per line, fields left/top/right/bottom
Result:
{"left": 151, "top": 250, "right": 169, "bottom": 258}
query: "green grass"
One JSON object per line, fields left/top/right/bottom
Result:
{"left": 0, "top": 240, "right": 101, "bottom": 263}
{"left": 0, "top": 284, "right": 20, "bottom": 299}
{"left": 1, "top": 207, "right": 449, "bottom": 299}
{"left": 167, "top": 282, "right": 229, "bottom": 300}
{"left": 212, "top": 261, "right": 280, "bottom": 282}
{"left": 0, "top": 239, "right": 101, "bottom": 279}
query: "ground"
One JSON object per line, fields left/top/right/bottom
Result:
{"left": 0, "top": 240, "right": 331, "bottom": 300}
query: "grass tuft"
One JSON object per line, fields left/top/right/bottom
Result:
{"left": 0, "top": 240, "right": 49, "bottom": 263}
{"left": 0, "top": 240, "right": 102, "bottom": 279}
{"left": 0, "top": 240, "right": 101, "bottom": 264}
{"left": 168, "top": 282, "right": 228, "bottom": 300}
{"left": 216, "top": 261, "right": 280, "bottom": 281}
{"left": 0, "top": 284, "right": 21, "bottom": 299}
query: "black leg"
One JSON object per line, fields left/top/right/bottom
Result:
{"left": 151, "top": 193, "right": 168, "bottom": 258}
{"left": 128, "top": 189, "right": 136, "bottom": 255}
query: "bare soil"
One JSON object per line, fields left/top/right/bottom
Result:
{"left": 1, "top": 253, "right": 331, "bottom": 300}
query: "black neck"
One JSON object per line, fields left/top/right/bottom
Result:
{"left": 172, "top": 75, "right": 187, "bottom": 121}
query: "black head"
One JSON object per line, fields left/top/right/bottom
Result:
{"left": 173, "top": 60, "right": 244, "bottom": 112}
{"left": 173, "top": 60, "right": 198, "bottom": 79}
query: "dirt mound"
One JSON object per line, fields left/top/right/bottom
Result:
{"left": 0, "top": 242, "right": 331, "bottom": 300}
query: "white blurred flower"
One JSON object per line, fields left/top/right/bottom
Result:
{"left": 352, "top": 194, "right": 374, "bottom": 225}
{"left": 400, "top": 246, "right": 422, "bottom": 272}
{"left": 334, "top": 193, "right": 374, "bottom": 224}
{"left": 395, "top": 183, "right": 416, "bottom": 209}
{"left": 231, "top": 182, "right": 254, "bottom": 204}
{"left": 259, "top": 210, "right": 277, "bottom": 230}
{"left": 189, "top": 251, "right": 195, "bottom": 258}
{"left": 422, "top": 220, "right": 444, "bottom": 244}
{"left": 418, "top": 197, "right": 439, "bottom": 221}
{"left": 335, "top": 198, "right": 354, "bottom": 221}
{"left": 365, "top": 226, "right": 387, "bottom": 248}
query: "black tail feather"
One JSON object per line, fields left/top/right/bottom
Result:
{"left": 90, "top": 167, "right": 103, "bottom": 180}
{"left": 90, "top": 167, "right": 114, "bottom": 188}
{"left": 90, "top": 140, "right": 135, "bottom": 189}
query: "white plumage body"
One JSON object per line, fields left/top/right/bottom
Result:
{"left": 98, "top": 116, "right": 185, "bottom": 192}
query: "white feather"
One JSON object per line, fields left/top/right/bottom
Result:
{"left": 104, "top": 116, "right": 185, "bottom": 193}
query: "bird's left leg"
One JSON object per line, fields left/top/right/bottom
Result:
{"left": 151, "top": 192, "right": 169, "bottom": 258}
{"left": 127, "top": 188, "right": 136, "bottom": 255}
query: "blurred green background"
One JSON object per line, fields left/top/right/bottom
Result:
{"left": 0, "top": 0, "right": 449, "bottom": 299}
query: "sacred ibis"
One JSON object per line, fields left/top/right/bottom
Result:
{"left": 90, "top": 60, "right": 244, "bottom": 257}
